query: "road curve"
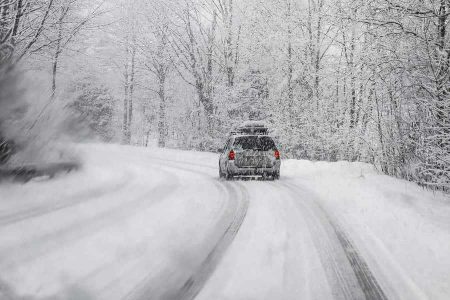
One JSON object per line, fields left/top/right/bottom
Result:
{"left": 145, "top": 157, "right": 388, "bottom": 300}
{"left": 0, "top": 147, "right": 249, "bottom": 300}
{"left": 0, "top": 145, "right": 390, "bottom": 300}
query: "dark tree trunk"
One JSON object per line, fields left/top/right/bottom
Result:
{"left": 158, "top": 73, "right": 166, "bottom": 148}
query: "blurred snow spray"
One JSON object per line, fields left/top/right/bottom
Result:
{"left": 0, "top": 68, "right": 80, "bottom": 180}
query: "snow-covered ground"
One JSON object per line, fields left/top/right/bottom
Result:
{"left": 0, "top": 144, "right": 448, "bottom": 300}
{"left": 283, "top": 160, "right": 450, "bottom": 300}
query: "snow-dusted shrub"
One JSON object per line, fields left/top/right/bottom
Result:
{"left": 64, "top": 77, "right": 116, "bottom": 143}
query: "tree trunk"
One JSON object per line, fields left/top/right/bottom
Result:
{"left": 11, "top": 0, "right": 23, "bottom": 45}
{"left": 287, "top": 0, "right": 294, "bottom": 109}
{"left": 225, "top": 0, "right": 235, "bottom": 88}
{"left": 436, "top": 0, "right": 449, "bottom": 148}
{"left": 127, "top": 40, "right": 136, "bottom": 144}
{"left": 313, "top": 0, "right": 324, "bottom": 110}
{"left": 51, "top": 7, "right": 67, "bottom": 98}
{"left": 122, "top": 48, "right": 130, "bottom": 144}
{"left": 158, "top": 73, "right": 166, "bottom": 148}
{"left": 349, "top": 21, "right": 356, "bottom": 129}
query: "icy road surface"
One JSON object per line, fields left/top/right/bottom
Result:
{"left": 0, "top": 144, "right": 449, "bottom": 300}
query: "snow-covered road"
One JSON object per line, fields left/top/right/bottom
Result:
{"left": 0, "top": 144, "right": 449, "bottom": 300}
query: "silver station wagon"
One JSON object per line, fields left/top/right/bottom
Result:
{"left": 218, "top": 122, "right": 281, "bottom": 180}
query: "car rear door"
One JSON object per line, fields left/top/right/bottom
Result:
{"left": 233, "top": 136, "right": 274, "bottom": 168}
{"left": 258, "top": 136, "right": 278, "bottom": 167}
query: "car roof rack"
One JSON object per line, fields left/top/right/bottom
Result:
{"left": 231, "top": 121, "right": 269, "bottom": 136}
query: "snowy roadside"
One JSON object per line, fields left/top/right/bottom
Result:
{"left": 283, "top": 160, "right": 450, "bottom": 300}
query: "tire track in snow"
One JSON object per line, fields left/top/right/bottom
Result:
{"left": 170, "top": 182, "right": 249, "bottom": 300}
{"left": 123, "top": 162, "right": 249, "bottom": 300}
{"left": 280, "top": 181, "right": 388, "bottom": 300}
{"left": 0, "top": 171, "right": 134, "bottom": 227}
{"left": 0, "top": 153, "right": 191, "bottom": 228}
{"left": 148, "top": 157, "right": 216, "bottom": 171}
{"left": 0, "top": 169, "right": 179, "bottom": 270}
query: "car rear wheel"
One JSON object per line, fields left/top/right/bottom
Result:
{"left": 219, "top": 164, "right": 225, "bottom": 179}
{"left": 273, "top": 171, "right": 280, "bottom": 180}
{"left": 225, "top": 171, "right": 233, "bottom": 181}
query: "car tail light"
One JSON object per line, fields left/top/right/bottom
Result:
{"left": 228, "top": 150, "right": 235, "bottom": 160}
{"left": 274, "top": 150, "right": 280, "bottom": 160}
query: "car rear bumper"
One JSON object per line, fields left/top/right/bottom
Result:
{"left": 227, "top": 161, "right": 280, "bottom": 176}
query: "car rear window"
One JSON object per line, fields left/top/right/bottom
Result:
{"left": 233, "top": 136, "right": 276, "bottom": 151}
{"left": 259, "top": 137, "right": 276, "bottom": 151}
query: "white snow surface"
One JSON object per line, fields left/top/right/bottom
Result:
{"left": 0, "top": 143, "right": 448, "bottom": 300}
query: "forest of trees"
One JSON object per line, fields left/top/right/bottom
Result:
{"left": 0, "top": 0, "right": 449, "bottom": 190}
